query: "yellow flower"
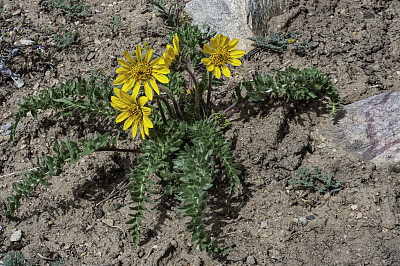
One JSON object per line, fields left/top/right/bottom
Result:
{"left": 286, "top": 38, "right": 297, "bottom": 44}
{"left": 111, "top": 87, "right": 153, "bottom": 139}
{"left": 201, "top": 33, "right": 245, "bottom": 79}
{"left": 161, "top": 33, "right": 179, "bottom": 68}
{"left": 186, "top": 85, "right": 195, "bottom": 95}
{"left": 114, "top": 44, "right": 170, "bottom": 100}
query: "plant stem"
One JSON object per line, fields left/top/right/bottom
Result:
{"left": 185, "top": 66, "right": 200, "bottom": 119}
{"left": 156, "top": 96, "right": 168, "bottom": 125}
{"left": 222, "top": 102, "right": 237, "bottom": 114}
{"left": 226, "top": 100, "right": 252, "bottom": 119}
{"left": 155, "top": 95, "right": 174, "bottom": 117}
{"left": 206, "top": 71, "right": 212, "bottom": 116}
{"left": 158, "top": 84, "right": 184, "bottom": 120}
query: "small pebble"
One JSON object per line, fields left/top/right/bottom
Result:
{"left": 87, "top": 52, "right": 95, "bottom": 61}
{"left": 102, "top": 218, "right": 114, "bottom": 227}
{"left": 299, "top": 217, "right": 308, "bottom": 225}
{"left": 356, "top": 212, "right": 363, "bottom": 219}
{"left": 94, "top": 208, "right": 104, "bottom": 219}
{"left": 260, "top": 221, "right": 268, "bottom": 228}
{"left": 350, "top": 204, "right": 358, "bottom": 211}
{"left": 349, "top": 219, "right": 357, "bottom": 227}
{"left": 246, "top": 255, "right": 257, "bottom": 265}
{"left": 306, "top": 215, "right": 315, "bottom": 220}
{"left": 226, "top": 240, "right": 236, "bottom": 248}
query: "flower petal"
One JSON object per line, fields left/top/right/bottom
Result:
{"left": 203, "top": 43, "right": 213, "bottom": 54}
{"left": 206, "top": 63, "right": 214, "bottom": 72}
{"left": 173, "top": 34, "right": 179, "bottom": 54}
{"left": 138, "top": 96, "right": 149, "bottom": 107}
{"left": 228, "top": 58, "right": 242, "bottom": 66}
{"left": 131, "top": 121, "right": 138, "bottom": 138}
{"left": 118, "top": 58, "right": 132, "bottom": 68}
{"left": 113, "top": 87, "right": 122, "bottom": 98}
{"left": 210, "top": 37, "right": 218, "bottom": 49}
{"left": 120, "top": 90, "right": 135, "bottom": 104}
{"left": 220, "top": 35, "right": 230, "bottom": 47}
{"left": 116, "top": 111, "right": 129, "bottom": 123}
{"left": 111, "top": 96, "right": 128, "bottom": 107}
{"left": 122, "top": 78, "right": 135, "bottom": 92}
{"left": 149, "top": 78, "right": 160, "bottom": 95}
{"left": 152, "top": 73, "right": 169, "bottom": 83}
{"left": 142, "top": 106, "right": 151, "bottom": 116}
{"left": 149, "top": 57, "right": 161, "bottom": 67}
{"left": 166, "top": 45, "right": 175, "bottom": 58}
{"left": 144, "top": 82, "right": 153, "bottom": 100}
{"left": 229, "top": 49, "right": 245, "bottom": 58}
{"left": 139, "top": 121, "right": 145, "bottom": 139}
{"left": 143, "top": 121, "right": 149, "bottom": 136}
{"left": 153, "top": 66, "right": 170, "bottom": 74}
{"left": 226, "top": 38, "right": 239, "bottom": 51}
{"left": 201, "top": 57, "right": 211, "bottom": 65}
{"left": 221, "top": 65, "right": 231, "bottom": 78}
{"left": 113, "top": 75, "right": 126, "bottom": 85}
{"left": 136, "top": 44, "right": 142, "bottom": 63}
{"left": 124, "top": 50, "right": 136, "bottom": 64}
{"left": 143, "top": 115, "right": 153, "bottom": 129}
{"left": 132, "top": 81, "right": 141, "bottom": 98}
{"left": 214, "top": 66, "right": 221, "bottom": 79}
{"left": 123, "top": 116, "right": 134, "bottom": 130}
{"left": 111, "top": 102, "right": 127, "bottom": 111}
{"left": 216, "top": 33, "right": 223, "bottom": 46}
{"left": 145, "top": 49, "right": 153, "bottom": 63}
{"left": 116, "top": 67, "right": 129, "bottom": 74}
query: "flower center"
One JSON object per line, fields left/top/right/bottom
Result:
{"left": 128, "top": 104, "right": 143, "bottom": 120}
{"left": 210, "top": 48, "right": 230, "bottom": 67}
{"left": 132, "top": 62, "right": 152, "bottom": 81}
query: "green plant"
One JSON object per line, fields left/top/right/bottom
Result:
{"left": 247, "top": 31, "right": 313, "bottom": 59}
{"left": 3, "top": 252, "right": 34, "bottom": 266}
{"left": 233, "top": 67, "right": 340, "bottom": 114}
{"left": 128, "top": 119, "right": 239, "bottom": 255}
{"left": 2, "top": 252, "right": 65, "bottom": 266}
{"left": 289, "top": 167, "right": 345, "bottom": 193}
{"left": 40, "top": 0, "right": 91, "bottom": 19}
{"left": 53, "top": 25, "right": 76, "bottom": 50}
{"left": 167, "top": 22, "right": 216, "bottom": 69}
{"left": 9, "top": 75, "right": 116, "bottom": 142}
{"left": 146, "top": 0, "right": 181, "bottom": 27}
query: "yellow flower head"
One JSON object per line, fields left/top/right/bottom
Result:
{"left": 114, "top": 44, "right": 170, "bottom": 100}
{"left": 186, "top": 85, "right": 195, "bottom": 95}
{"left": 201, "top": 33, "right": 245, "bottom": 79}
{"left": 161, "top": 33, "right": 179, "bottom": 68}
{"left": 111, "top": 87, "right": 154, "bottom": 139}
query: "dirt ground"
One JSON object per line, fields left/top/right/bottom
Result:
{"left": 1, "top": 0, "right": 400, "bottom": 265}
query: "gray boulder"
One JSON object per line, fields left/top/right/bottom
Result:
{"left": 184, "top": 0, "right": 286, "bottom": 52}
{"left": 324, "top": 91, "right": 400, "bottom": 172}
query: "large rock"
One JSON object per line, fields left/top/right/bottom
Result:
{"left": 324, "top": 91, "right": 400, "bottom": 172}
{"left": 184, "top": 0, "right": 286, "bottom": 52}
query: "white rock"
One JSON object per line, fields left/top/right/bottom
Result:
{"left": 102, "top": 218, "right": 114, "bottom": 227}
{"left": 20, "top": 40, "right": 35, "bottom": 45}
{"left": 10, "top": 230, "right": 22, "bottom": 242}
{"left": 350, "top": 204, "right": 358, "bottom": 211}
{"left": 185, "top": 0, "right": 254, "bottom": 52}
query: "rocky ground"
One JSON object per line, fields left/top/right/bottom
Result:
{"left": 1, "top": 0, "right": 400, "bottom": 265}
